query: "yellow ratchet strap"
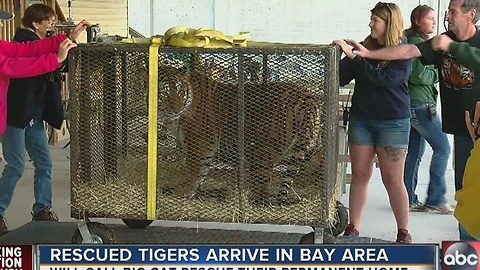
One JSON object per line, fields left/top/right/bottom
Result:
{"left": 146, "top": 37, "right": 162, "bottom": 220}
{"left": 164, "top": 26, "right": 250, "bottom": 48}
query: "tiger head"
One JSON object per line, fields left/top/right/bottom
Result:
{"left": 157, "top": 66, "right": 193, "bottom": 121}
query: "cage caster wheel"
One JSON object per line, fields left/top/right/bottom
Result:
{"left": 323, "top": 232, "right": 338, "bottom": 244}
{"left": 325, "top": 201, "right": 349, "bottom": 236}
{"left": 299, "top": 231, "right": 314, "bottom": 244}
{"left": 122, "top": 219, "right": 154, "bottom": 229}
{"left": 298, "top": 231, "right": 338, "bottom": 244}
{"left": 71, "top": 222, "right": 116, "bottom": 244}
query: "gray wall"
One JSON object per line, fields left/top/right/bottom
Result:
{"left": 128, "top": 0, "right": 449, "bottom": 42}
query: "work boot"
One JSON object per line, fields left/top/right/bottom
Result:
{"left": 396, "top": 229, "right": 412, "bottom": 243}
{"left": 0, "top": 218, "right": 8, "bottom": 236}
{"left": 32, "top": 208, "right": 59, "bottom": 221}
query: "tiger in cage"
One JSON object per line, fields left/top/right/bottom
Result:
{"left": 158, "top": 64, "right": 322, "bottom": 206}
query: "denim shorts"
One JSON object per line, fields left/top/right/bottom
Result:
{"left": 348, "top": 116, "right": 411, "bottom": 149}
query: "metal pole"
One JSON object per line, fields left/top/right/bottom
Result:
{"left": 67, "top": 0, "right": 73, "bottom": 21}
{"left": 237, "top": 54, "right": 246, "bottom": 205}
{"left": 150, "top": 0, "right": 154, "bottom": 36}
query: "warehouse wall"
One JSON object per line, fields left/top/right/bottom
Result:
{"left": 128, "top": 0, "right": 450, "bottom": 43}
{"left": 58, "top": 0, "right": 128, "bottom": 42}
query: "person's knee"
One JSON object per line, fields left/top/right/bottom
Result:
{"left": 31, "top": 154, "right": 52, "bottom": 171}
{"left": 351, "top": 168, "right": 373, "bottom": 184}
{"left": 382, "top": 176, "right": 404, "bottom": 191}
{"left": 3, "top": 161, "right": 25, "bottom": 179}
{"left": 4, "top": 155, "right": 26, "bottom": 170}
{"left": 35, "top": 160, "right": 52, "bottom": 171}
{"left": 434, "top": 143, "right": 451, "bottom": 156}
{"left": 379, "top": 165, "right": 405, "bottom": 190}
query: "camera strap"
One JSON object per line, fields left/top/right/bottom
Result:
{"left": 342, "top": 90, "right": 352, "bottom": 126}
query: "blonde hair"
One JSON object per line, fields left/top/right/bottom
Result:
{"left": 364, "top": 2, "right": 404, "bottom": 50}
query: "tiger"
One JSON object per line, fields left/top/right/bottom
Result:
{"left": 158, "top": 64, "right": 322, "bottom": 205}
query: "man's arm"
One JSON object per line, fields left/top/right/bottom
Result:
{"left": 432, "top": 34, "right": 480, "bottom": 73}
{"left": 450, "top": 42, "right": 480, "bottom": 73}
{"left": 345, "top": 39, "right": 422, "bottom": 60}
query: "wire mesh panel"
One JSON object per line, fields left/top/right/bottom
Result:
{"left": 69, "top": 43, "right": 339, "bottom": 228}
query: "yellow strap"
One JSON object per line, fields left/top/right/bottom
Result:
{"left": 118, "top": 30, "right": 322, "bottom": 49}
{"left": 163, "top": 26, "right": 250, "bottom": 48}
{"left": 146, "top": 37, "right": 162, "bottom": 220}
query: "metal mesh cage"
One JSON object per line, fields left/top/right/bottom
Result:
{"left": 69, "top": 43, "right": 339, "bottom": 227}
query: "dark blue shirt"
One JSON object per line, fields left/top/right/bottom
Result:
{"left": 340, "top": 55, "right": 412, "bottom": 120}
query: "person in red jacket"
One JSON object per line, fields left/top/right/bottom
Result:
{"left": 0, "top": 10, "right": 87, "bottom": 136}
{"left": 0, "top": 8, "right": 88, "bottom": 235}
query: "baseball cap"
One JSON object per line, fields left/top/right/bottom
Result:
{"left": 0, "top": 9, "right": 14, "bottom": 21}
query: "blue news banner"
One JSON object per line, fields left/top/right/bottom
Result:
{"left": 37, "top": 245, "right": 438, "bottom": 270}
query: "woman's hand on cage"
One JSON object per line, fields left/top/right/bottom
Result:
{"left": 332, "top": 40, "right": 356, "bottom": 59}
{"left": 68, "top": 20, "right": 91, "bottom": 40}
{"left": 57, "top": 39, "right": 77, "bottom": 63}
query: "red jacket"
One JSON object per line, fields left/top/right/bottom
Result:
{"left": 0, "top": 34, "right": 66, "bottom": 135}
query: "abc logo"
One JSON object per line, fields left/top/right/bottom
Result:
{"left": 444, "top": 242, "right": 478, "bottom": 270}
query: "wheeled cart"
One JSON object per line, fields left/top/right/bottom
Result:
{"left": 11, "top": 42, "right": 350, "bottom": 244}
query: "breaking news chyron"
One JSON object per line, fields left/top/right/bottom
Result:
{"left": 0, "top": 245, "right": 32, "bottom": 270}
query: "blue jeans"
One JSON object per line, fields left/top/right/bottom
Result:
{"left": 404, "top": 104, "right": 451, "bottom": 206}
{"left": 454, "top": 134, "right": 479, "bottom": 241}
{"left": 0, "top": 120, "right": 53, "bottom": 217}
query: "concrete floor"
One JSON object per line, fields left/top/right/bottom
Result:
{"left": 0, "top": 141, "right": 459, "bottom": 244}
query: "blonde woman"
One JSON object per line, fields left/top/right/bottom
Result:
{"left": 333, "top": 2, "right": 413, "bottom": 243}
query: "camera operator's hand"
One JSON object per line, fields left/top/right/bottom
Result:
{"left": 465, "top": 101, "right": 480, "bottom": 143}
{"left": 57, "top": 38, "right": 77, "bottom": 63}
{"left": 68, "top": 20, "right": 90, "bottom": 40}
